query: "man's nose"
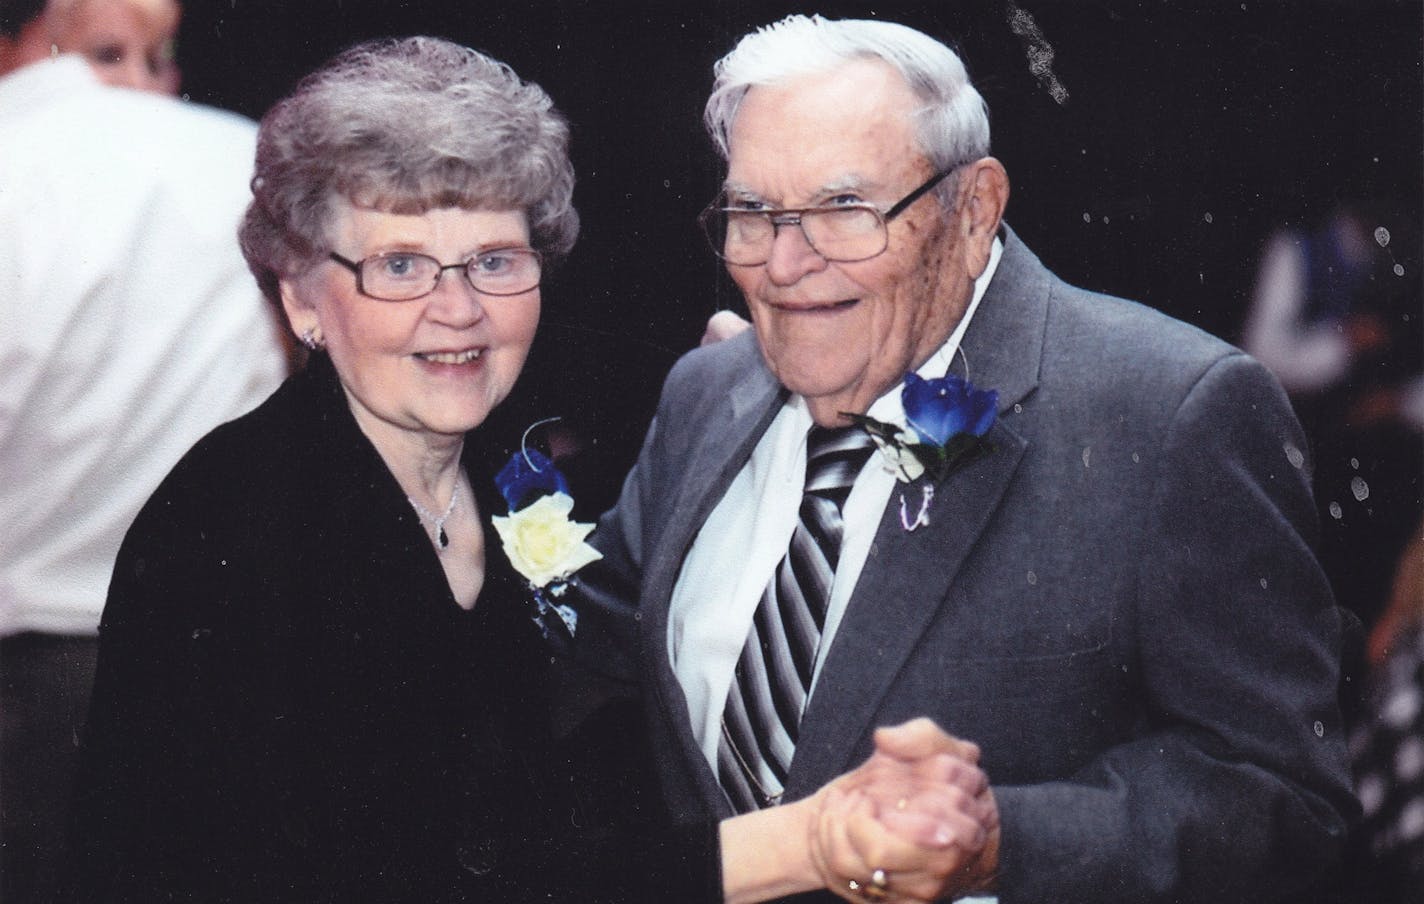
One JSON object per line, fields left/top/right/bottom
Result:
{"left": 124, "top": 57, "right": 155, "bottom": 91}
{"left": 763, "top": 218, "right": 829, "bottom": 286}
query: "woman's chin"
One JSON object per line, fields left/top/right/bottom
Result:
{"left": 417, "top": 404, "right": 497, "bottom": 439}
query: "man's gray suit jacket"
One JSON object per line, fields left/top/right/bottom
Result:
{"left": 574, "top": 228, "right": 1356, "bottom": 903}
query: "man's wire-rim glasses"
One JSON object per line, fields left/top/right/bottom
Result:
{"left": 698, "top": 168, "right": 957, "bottom": 267}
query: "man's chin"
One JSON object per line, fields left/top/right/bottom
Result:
{"left": 777, "top": 365, "right": 913, "bottom": 424}
{"left": 782, "top": 377, "right": 876, "bottom": 424}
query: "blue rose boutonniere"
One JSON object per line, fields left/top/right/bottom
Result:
{"left": 492, "top": 431, "right": 601, "bottom": 640}
{"left": 495, "top": 443, "right": 570, "bottom": 511}
{"left": 846, "top": 372, "right": 998, "bottom": 531}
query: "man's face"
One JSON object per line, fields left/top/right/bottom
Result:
{"left": 58, "top": 0, "right": 180, "bottom": 94}
{"left": 724, "top": 59, "right": 982, "bottom": 426}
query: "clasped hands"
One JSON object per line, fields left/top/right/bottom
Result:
{"left": 809, "top": 718, "right": 999, "bottom": 904}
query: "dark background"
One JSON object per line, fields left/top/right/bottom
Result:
{"left": 174, "top": 0, "right": 1422, "bottom": 524}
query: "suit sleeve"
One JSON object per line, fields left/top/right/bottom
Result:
{"left": 993, "top": 353, "right": 1357, "bottom": 903}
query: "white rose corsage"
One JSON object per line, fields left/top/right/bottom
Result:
{"left": 491, "top": 426, "right": 600, "bottom": 639}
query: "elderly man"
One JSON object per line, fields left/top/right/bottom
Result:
{"left": 573, "top": 14, "right": 1355, "bottom": 903}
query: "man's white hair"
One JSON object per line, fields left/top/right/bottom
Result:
{"left": 704, "top": 14, "right": 991, "bottom": 183}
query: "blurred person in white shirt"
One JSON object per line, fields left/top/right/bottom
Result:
{"left": 0, "top": 2, "right": 285, "bottom": 896}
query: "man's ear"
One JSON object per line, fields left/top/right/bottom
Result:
{"left": 958, "top": 157, "right": 1010, "bottom": 279}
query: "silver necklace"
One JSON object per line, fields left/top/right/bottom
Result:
{"left": 407, "top": 476, "right": 459, "bottom": 551}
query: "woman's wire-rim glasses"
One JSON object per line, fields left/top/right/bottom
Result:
{"left": 328, "top": 248, "right": 543, "bottom": 301}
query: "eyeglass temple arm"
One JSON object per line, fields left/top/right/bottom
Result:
{"left": 328, "top": 252, "right": 360, "bottom": 272}
{"left": 882, "top": 169, "right": 954, "bottom": 221}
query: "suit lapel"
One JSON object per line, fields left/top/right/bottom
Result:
{"left": 640, "top": 339, "right": 786, "bottom": 813}
{"left": 642, "top": 342, "right": 787, "bottom": 610}
{"left": 787, "top": 228, "right": 1053, "bottom": 793}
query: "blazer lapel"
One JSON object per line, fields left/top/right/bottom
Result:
{"left": 787, "top": 228, "right": 1053, "bottom": 793}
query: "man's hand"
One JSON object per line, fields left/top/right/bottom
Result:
{"left": 701, "top": 310, "right": 752, "bottom": 346}
{"left": 871, "top": 720, "right": 1001, "bottom": 898}
{"left": 808, "top": 719, "right": 1000, "bottom": 902}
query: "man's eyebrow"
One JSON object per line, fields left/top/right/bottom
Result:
{"left": 720, "top": 174, "right": 870, "bottom": 204}
{"left": 818, "top": 174, "right": 868, "bottom": 195}
{"left": 720, "top": 180, "right": 762, "bottom": 202}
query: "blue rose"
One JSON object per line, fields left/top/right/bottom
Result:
{"left": 902, "top": 372, "right": 998, "bottom": 445}
{"left": 495, "top": 448, "right": 570, "bottom": 512}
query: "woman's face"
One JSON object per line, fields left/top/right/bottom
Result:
{"left": 280, "top": 201, "right": 541, "bottom": 450}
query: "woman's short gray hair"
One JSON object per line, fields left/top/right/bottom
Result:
{"left": 239, "top": 36, "right": 578, "bottom": 304}
{"left": 704, "top": 15, "right": 990, "bottom": 193}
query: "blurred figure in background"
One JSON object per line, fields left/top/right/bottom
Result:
{"left": 1348, "top": 524, "right": 1424, "bottom": 904}
{"left": 0, "top": 0, "right": 285, "bottom": 897}
{"left": 1246, "top": 206, "right": 1423, "bottom": 902}
{"left": 0, "top": 0, "right": 180, "bottom": 94}
{"left": 1244, "top": 205, "right": 1423, "bottom": 633}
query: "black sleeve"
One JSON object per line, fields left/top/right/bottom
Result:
{"left": 59, "top": 462, "right": 322, "bottom": 903}
{"left": 525, "top": 665, "right": 725, "bottom": 904}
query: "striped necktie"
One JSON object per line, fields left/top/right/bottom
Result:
{"left": 718, "top": 425, "right": 875, "bottom": 811}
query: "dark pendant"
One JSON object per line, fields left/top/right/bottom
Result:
{"left": 437, "top": 528, "right": 449, "bottom": 548}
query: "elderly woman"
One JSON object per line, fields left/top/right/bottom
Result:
{"left": 64, "top": 36, "right": 989, "bottom": 904}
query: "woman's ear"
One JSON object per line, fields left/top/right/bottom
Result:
{"left": 278, "top": 277, "right": 322, "bottom": 349}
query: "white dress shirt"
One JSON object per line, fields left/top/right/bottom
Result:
{"left": 669, "top": 238, "right": 1004, "bottom": 770}
{"left": 0, "top": 57, "right": 287, "bottom": 636}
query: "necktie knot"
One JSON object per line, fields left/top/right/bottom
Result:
{"left": 805, "top": 425, "right": 875, "bottom": 498}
